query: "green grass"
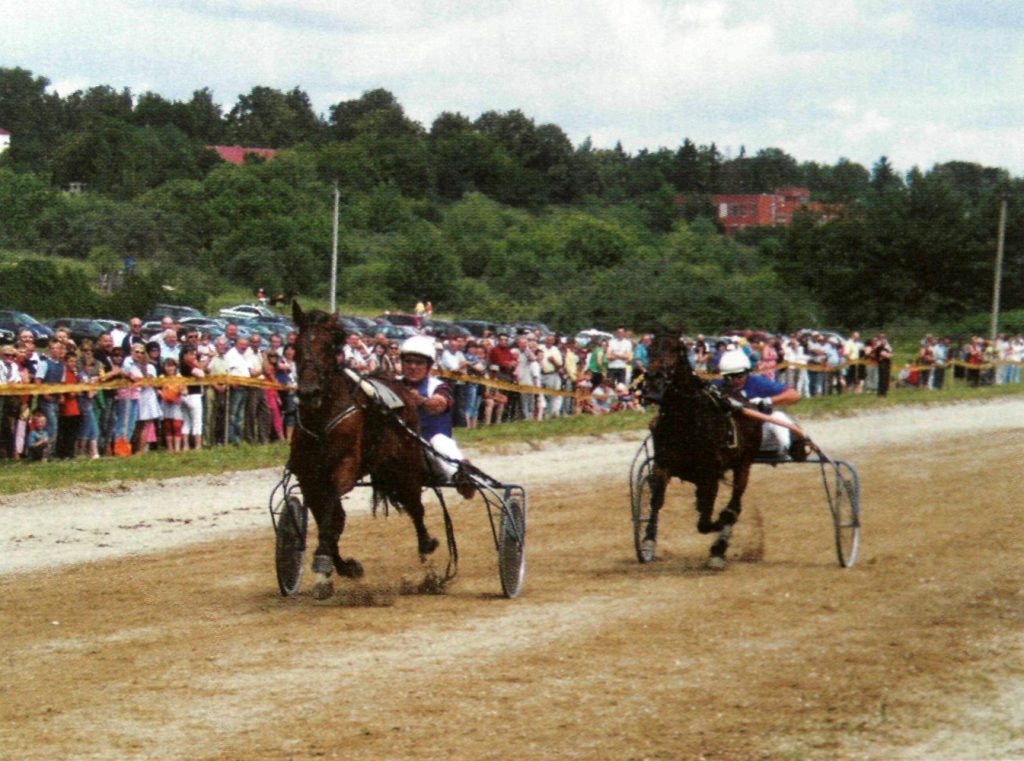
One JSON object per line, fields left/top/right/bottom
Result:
{"left": 3, "top": 381, "right": 1022, "bottom": 496}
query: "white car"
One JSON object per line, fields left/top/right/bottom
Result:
{"left": 218, "top": 303, "right": 276, "bottom": 320}
{"left": 574, "top": 328, "right": 614, "bottom": 349}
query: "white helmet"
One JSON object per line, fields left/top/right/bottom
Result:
{"left": 718, "top": 348, "right": 751, "bottom": 376}
{"left": 400, "top": 335, "right": 437, "bottom": 364}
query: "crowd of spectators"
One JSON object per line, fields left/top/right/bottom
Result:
{"left": 0, "top": 317, "right": 302, "bottom": 462}
{"left": 2, "top": 310, "right": 1022, "bottom": 463}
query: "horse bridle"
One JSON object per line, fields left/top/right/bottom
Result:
{"left": 295, "top": 330, "right": 360, "bottom": 441}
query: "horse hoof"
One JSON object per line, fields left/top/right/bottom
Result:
{"left": 640, "top": 539, "right": 656, "bottom": 563}
{"left": 311, "top": 576, "right": 335, "bottom": 599}
{"left": 337, "top": 558, "right": 364, "bottom": 579}
{"left": 706, "top": 555, "right": 726, "bottom": 571}
{"left": 419, "top": 537, "right": 439, "bottom": 557}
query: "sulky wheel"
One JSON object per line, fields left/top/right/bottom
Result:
{"left": 497, "top": 494, "right": 526, "bottom": 599}
{"left": 824, "top": 460, "right": 861, "bottom": 568}
{"left": 631, "top": 459, "right": 656, "bottom": 563}
{"left": 275, "top": 496, "right": 308, "bottom": 596}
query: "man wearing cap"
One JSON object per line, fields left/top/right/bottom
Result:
{"left": 716, "top": 348, "right": 808, "bottom": 461}
{"left": 399, "top": 335, "right": 474, "bottom": 498}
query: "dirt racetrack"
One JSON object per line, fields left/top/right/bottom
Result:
{"left": 2, "top": 401, "right": 1023, "bottom": 760}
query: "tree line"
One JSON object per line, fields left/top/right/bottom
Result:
{"left": 0, "top": 66, "right": 1021, "bottom": 334}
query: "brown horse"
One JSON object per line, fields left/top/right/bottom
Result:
{"left": 289, "top": 302, "right": 438, "bottom": 599}
{"left": 642, "top": 333, "right": 762, "bottom": 568}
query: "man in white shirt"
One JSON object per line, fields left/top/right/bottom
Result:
{"left": 224, "top": 337, "right": 251, "bottom": 444}
{"left": 607, "top": 327, "right": 633, "bottom": 386}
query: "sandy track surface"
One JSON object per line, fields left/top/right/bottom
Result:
{"left": 3, "top": 398, "right": 1023, "bottom": 575}
{"left": 2, "top": 399, "right": 1023, "bottom": 760}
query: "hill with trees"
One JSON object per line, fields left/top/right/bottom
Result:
{"left": 1, "top": 65, "right": 1021, "bottom": 334}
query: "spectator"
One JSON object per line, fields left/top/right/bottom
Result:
{"left": 77, "top": 350, "right": 101, "bottom": 459}
{"left": 931, "top": 336, "right": 949, "bottom": 389}
{"left": 439, "top": 337, "right": 468, "bottom": 427}
{"left": 463, "top": 343, "right": 486, "bottom": 428}
{"left": 513, "top": 335, "right": 535, "bottom": 421}
{"left": 132, "top": 343, "right": 161, "bottom": 454}
{"left": 274, "top": 343, "right": 298, "bottom": 442}
{"left": 586, "top": 338, "right": 609, "bottom": 388}
{"left": 0, "top": 344, "right": 22, "bottom": 458}
{"left": 206, "top": 337, "right": 231, "bottom": 445}
{"left": 563, "top": 338, "right": 580, "bottom": 414}
{"left": 160, "top": 357, "right": 184, "bottom": 453}
{"left": 120, "top": 318, "right": 146, "bottom": 353}
{"left": 25, "top": 409, "right": 50, "bottom": 462}
{"left": 158, "top": 328, "right": 180, "bottom": 363}
{"left": 606, "top": 327, "right": 633, "bottom": 385}
{"left": 179, "top": 346, "right": 206, "bottom": 450}
{"left": 843, "top": 331, "right": 864, "bottom": 393}
{"left": 874, "top": 333, "right": 894, "bottom": 396}
{"left": 224, "top": 337, "right": 251, "bottom": 444}
{"left": 539, "top": 334, "right": 564, "bottom": 418}
{"left": 56, "top": 353, "right": 81, "bottom": 460}
{"left": 34, "top": 337, "right": 67, "bottom": 460}
{"left": 245, "top": 334, "right": 270, "bottom": 444}
{"left": 92, "top": 332, "right": 117, "bottom": 455}
{"left": 264, "top": 352, "right": 285, "bottom": 441}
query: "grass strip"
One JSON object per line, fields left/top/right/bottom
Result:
{"left": 4, "top": 382, "right": 1022, "bottom": 495}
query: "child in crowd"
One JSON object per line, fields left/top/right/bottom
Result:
{"left": 77, "top": 354, "right": 101, "bottom": 459}
{"left": 160, "top": 357, "right": 184, "bottom": 453}
{"left": 56, "top": 354, "right": 81, "bottom": 459}
{"left": 25, "top": 409, "right": 50, "bottom": 462}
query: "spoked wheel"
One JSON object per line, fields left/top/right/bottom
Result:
{"left": 497, "top": 493, "right": 526, "bottom": 599}
{"left": 631, "top": 459, "right": 656, "bottom": 563}
{"left": 822, "top": 460, "right": 860, "bottom": 567}
{"left": 275, "top": 496, "right": 308, "bottom": 596}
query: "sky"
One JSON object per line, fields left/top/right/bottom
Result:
{"left": 3, "top": 0, "right": 1023, "bottom": 176}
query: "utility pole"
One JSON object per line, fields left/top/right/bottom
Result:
{"left": 990, "top": 194, "right": 1008, "bottom": 340}
{"left": 330, "top": 180, "right": 339, "bottom": 313}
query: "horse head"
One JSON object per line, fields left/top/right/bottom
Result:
{"left": 293, "top": 300, "right": 345, "bottom": 409}
{"left": 645, "top": 330, "right": 700, "bottom": 404}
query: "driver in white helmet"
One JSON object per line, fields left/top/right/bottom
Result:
{"left": 399, "top": 335, "right": 475, "bottom": 497}
{"left": 716, "top": 347, "right": 808, "bottom": 461}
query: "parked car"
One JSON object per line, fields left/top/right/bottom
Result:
{"left": 422, "top": 319, "right": 472, "bottom": 340}
{"left": 513, "top": 321, "right": 554, "bottom": 337}
{"left": 44, "top": 318, "right": 109, "bottom": 344}
{"left": 454, "top": 319, "right": 497, "bottom": 337}
{"left": 144, "top": 303, "right": 204, "bottom": 323}
{"left": 0, "top": 309, "right": 54, "bottom": 344}
{"left": 378, "top": 324, "right": 418, "bottom": 342}
{"left": 219, "top": 303, "right": 277, "bottom": 320}
{"left": 377, "top": 312, "right": 423, "bottom": 329}
{"left": 94, "top": 318, "right": 130, "bottom": 337}
{"left": 574, "top": 328, "right": 613, "bottom": 349}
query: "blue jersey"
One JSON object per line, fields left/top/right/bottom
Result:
{"left": 410, "top": 375, "right": 454, "bottom": 439}
{"left": 714, "top": 373, "right": 788, "bottom": 399}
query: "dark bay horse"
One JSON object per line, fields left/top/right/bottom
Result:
{"left": 290, "top": 302, "right": 438, "bottom": 599}
{"left": 642, "top": 333, "right": 762, "bottom": 569}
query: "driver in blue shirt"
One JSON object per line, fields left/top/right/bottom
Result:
{"left": 717, "top": 348, "right": 808, "bottom": 461}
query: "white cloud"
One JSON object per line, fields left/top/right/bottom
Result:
{"left": 1, "top": 0, "right": 1022, "bottom": 174}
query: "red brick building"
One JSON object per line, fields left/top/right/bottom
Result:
{"left": 711, "top": 187, "right": 813, "bottom": 234}
{"left": 208, "top": 145, "right": 277, "bottom": 165}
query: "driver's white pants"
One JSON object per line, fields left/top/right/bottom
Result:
{"left": 427, "top": 433, "right": 465, "bottom": 481}
{"left": 760, "top": 411, "right": 794, "bottom": 456}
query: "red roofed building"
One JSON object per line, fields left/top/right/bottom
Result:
{"left": 711, "top": 187, "right": 813, "bottom": 234}
{"left": 208, "top": 145, "right": 277, "bottom": 165}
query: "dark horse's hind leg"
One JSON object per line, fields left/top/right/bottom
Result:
{"left": 395, "top": 482, "right": 439, "bottom": 559}
{"left": 707, "top": 464, "right": 753, "bottom": 569}
{"left": 640, "top": 467, "right": 670, "bottom": 560}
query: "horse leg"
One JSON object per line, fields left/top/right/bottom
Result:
{"left": 708, "top": 464, "right": 753, "bottom": 569}
{"left": 307, "top": 469, "right": 362, "bottom": 600}
{"left": 694, "top": 477, "right": 720, "bottom": 535}
{"left": 640, "top": 466, "right": 669, "bottom": 558}
{"left": 395, "top": 482, "right": 439, "bottom": 559}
